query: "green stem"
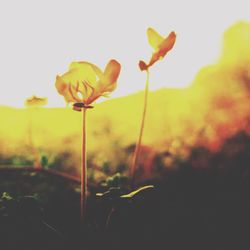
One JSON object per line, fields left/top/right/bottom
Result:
{"left": 81, "top": 108, "right": 87, "bottom": 222}
{"left": 130, "top": 70, "right": 150, "bottom": 186}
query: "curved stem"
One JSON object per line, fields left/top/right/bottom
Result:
{"left": 81, "top": 108, "right": 87, "bottom": 222}
{"left": 130, "top": 70, "right": 150, "bottom": 186}
{"left": 105, "top": 207, "right": 115, "bottom": 229}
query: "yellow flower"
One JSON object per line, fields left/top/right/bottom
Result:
{"left": 55, "top": 59, "right": 121, "bottom": 110}
{"left": 139, "top": 28, "right": 176, "bottom": 71}
{"left": 25, "top": 95, "right": 48, "bottom": 107}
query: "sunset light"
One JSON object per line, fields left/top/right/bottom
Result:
{"left": 1, "top": 1, "right": 250, "bottom": 249}
{"left": 0, "top": 0, "right": 249, "bottom": 107}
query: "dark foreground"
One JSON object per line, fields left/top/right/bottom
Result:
{"left": 0, "top": 165, "right": 250, "bottom": 250}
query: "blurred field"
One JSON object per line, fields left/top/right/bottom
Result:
{"left": 1, "top": 21, "right": 250, "bottom": 178}
{"left": 0, "top": 88, "right": 191, "bottom": 173}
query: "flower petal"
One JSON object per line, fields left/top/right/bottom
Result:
{"left": 147, "top": 28, "right": 164, "bottom": 51}
{"left": 148, "top": 31, "right": 176, "bottom": 68}
{"left": 59, "top": 62, "right": 102, "bottom": 103}
{"left": 55, "top": 75, "right": 76, "bottom": 103}
{"left": 79, "top": 62, "right": 104, "bottom": 80}
{"left": 103, "top": 60, "right": 121, "bottom": 84}
{"left": 158, "top": 31, "right": 176, "bottom": 57}
{"left": 69, "top": 62, "right": 98, "bottom": 85}
{"left": 139, "top": 60, "right": 148, "bottom": 71}
{"left": 55, "top": 60, "right": 121, "bottom": 106}
{"left": 86, "top": 60, "right": 121, "bottom": 104}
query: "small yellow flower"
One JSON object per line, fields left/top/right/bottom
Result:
{"left": 25, "top": 95, "right": 48, "bottom": 107}
{"left": 139, "top": 28, "right": 176, "bottom": 71}
{"left": 55, "top": 60, "right": 121, "bottom": 110}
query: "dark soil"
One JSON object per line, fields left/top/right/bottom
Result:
{"left": 0, "top": 166, "right": 250, "bottom": 250}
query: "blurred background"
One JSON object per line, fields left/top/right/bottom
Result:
{"left": 0, "top": 0, "right": 250, "bottom": 184}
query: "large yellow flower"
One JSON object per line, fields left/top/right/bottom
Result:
{"left": 55, "top": 59, "right": 121, "bottom": 110}
{"left": 139, "top": 28, "right": 176, "bottom": 71}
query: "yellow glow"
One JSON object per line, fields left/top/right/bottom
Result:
{"left": 1, "top": 2, "right": 250, "bottom": 174}
{"left": 0, "top": 1, "right": 249, "bottom": 108}
{"left": 1, "top": 22, "right": 250, "bottom": 164}
{"left": 55, "top": 60, "right": 121, "bottom": 106}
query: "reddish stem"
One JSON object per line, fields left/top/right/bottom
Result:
{"left": 130, "top": 70, "right": 150, "bottom": 187}
{"left": 81, "top": 108, "right": 87, "bottom": 222}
